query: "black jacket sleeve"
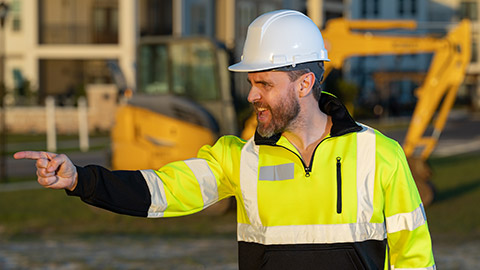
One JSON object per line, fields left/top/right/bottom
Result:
{"left": 65, "top": 165, "right": 151, "bottom": 217}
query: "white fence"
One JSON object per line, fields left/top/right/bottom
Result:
{"left": 1, "top": 85, "right": 118, "bottom": 151}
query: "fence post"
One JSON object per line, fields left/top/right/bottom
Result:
{"left": 78, "top": 96, "right": 89, "bottom": 152}
{"left": 45, "top": 96, "right": 56, "bottom": 152}
{"left": 0, "top": 97, "right": 6, "bottom": 182}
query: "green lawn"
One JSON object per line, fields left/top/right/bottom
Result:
{"left": 5, "top": 132, "right": 111, "bottom": 156}
{"left": 0, "top": 151, "right": 479, "bottom": 240}
{"left": 0, "top": 187, "right": 237, "bottom": 239}
{"left": 425, "top": 152, "right": 480, "bottom": 238}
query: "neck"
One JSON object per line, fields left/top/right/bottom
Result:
{"left": 283, "top": 98, "right": 331, "bottom": 163}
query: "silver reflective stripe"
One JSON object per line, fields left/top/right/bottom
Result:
{"left": 184, "top": 158, "right": 219, "bottom": 209}
{"left": 356, "top": 124, "right": 376, "bottom": 223}
{"left": 386, "top": 204, "right": 426, "bottom": 233}
{"left": 240, "top": 138, "right": 263, "bottom": 227}
{"left": 140, "top": 169, "right": 168, "bottom": 218}
{"left": 394, "top": 266, "right": 436, "bottom": 270}
{"left": 259, "top": 163, "right": 294, "bottom": 181}
{"left": 237, "top": 222, "right": 386, "bottom": 245}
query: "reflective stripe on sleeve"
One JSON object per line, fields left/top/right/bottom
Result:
{"left": 393, "top": 265, "right": 436, "bottom": 270}
{"left": 238, "top": 222, "right": 386, "bottom": 245}
{"left": 240, "top": 138, "right": 262, "bottom": 227}
{"left": 356, "top": 124, "right": 376, "bottom": 223}
{"left": 184, "top": 158, "right": 219, "bottom": 209}
{"left": 140, "top": 169, "right": 168, "bottom": 218}
{"left": 386, "top": 204, "right": 427, "bottom": 233}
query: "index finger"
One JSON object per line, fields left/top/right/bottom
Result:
{"left": 13, "top": 151, "right": 52, "bottom": 160}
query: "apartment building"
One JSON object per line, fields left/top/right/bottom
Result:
{"left": 2, "top": 0, "right": 135, "bottom": 106}
{"left": 0, "top": 0, "right": 344, "bottom": 108}
{"left": 345, "top": 0, "right": 480, "bottom": 115}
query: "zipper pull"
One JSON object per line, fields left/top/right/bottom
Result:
{"left": 305, "top": 167, "right": 311, "bottom": 177}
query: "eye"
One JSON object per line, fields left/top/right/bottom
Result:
{"left": 258, "top": 81, "right": 272, "bottom": 89}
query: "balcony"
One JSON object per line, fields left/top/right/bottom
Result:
{"left": 39, "top": 23, "right": 118, "bottom": 44}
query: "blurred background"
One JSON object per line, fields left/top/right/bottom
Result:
{"left": 0, "top": 0, "right": 479, "bottom": 269}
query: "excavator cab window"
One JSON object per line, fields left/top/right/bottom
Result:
{"left": 140, "top": 44, "right": 169, "bottom": 94}
{"left": 171, "top": 41, "right": 218, "bottom": 100}
{"left": 138, "top": 38, "right": 220, "bottom": 102}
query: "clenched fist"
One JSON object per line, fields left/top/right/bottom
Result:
{"left": 13, "top": 151, "right": 78, "bottom": 191}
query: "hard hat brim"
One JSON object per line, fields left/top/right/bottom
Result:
{"left": 228, "top": 59, "right": 330, "bottom": 73}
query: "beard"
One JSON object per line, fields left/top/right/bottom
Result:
{"left": 254, "top": 88, "right": 300, "bottom": 138}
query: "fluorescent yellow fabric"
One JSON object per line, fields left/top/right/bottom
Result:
{"left": 374, "top": 131, "right": 435, "bottom": 269}
{"left": 257, "top": 133, "right": 359, "bottom": 226}
{"left": 141, "top": 128, "right": 434, "bottom": 268}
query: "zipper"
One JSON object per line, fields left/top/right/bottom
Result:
{"left": 275, "top": 136, "right": 334, "bottom": 177}
{"left": 277, "top": 145, "right": 310, "bottom": 176}
{"left": 336, "top": 156, "right": 342, "bottom": 214}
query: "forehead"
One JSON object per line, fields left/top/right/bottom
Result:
{"left": 247, "top": 70, "right": 290, "bottom": 82}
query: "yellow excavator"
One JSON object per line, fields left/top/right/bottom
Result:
{"left": 111, "top": 18, "right": 471, "bottom": 206}
{"left": 111, "top": 37, "right": 240, "bottom": 171}
{"left": 321, "top": 18, "right": 471, "bottom": 205}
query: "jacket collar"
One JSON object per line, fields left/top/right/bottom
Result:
{"left": 254, "top": 92, "right": 362, "bottom": 145}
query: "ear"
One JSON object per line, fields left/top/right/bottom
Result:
{"left": 298, "top": 72, "right": 315, "bottom": 98}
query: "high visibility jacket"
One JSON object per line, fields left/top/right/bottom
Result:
{"left": 68, "top": 93, "right": 435, "bottom": 270}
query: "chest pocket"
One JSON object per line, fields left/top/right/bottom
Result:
{"left": 259, "top": 163, "right": 295, "bottom": 181}
{"left": 256, "top": 154, "right": 358, "bottom": 227}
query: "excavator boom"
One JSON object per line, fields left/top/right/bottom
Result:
{"left": 321, "top": 18, "right": 471, "bottom": 205}
{"left": 322, "top": 18, "right": 471, "bottom": 160}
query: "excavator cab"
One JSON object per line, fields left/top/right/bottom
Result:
{"left": 111, "top": 37, "right": 237, "bottom": 170}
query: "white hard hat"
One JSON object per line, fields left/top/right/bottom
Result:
{"left": 228, "top": 9, "right": 330, "bottom": 73}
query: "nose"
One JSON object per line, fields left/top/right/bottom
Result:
{"left": 247, "top": 86, "right": 261, "bottom": 103}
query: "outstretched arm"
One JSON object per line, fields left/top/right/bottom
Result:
{"left": 13, "top": 151, "right": 78, "bottom": 191}
{"left": 13, "top": 136, "right": 237, "bottom": 218}
{"left": 14, "top": 150, "right": 152, "bottom": 216}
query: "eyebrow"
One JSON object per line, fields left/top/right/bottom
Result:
{"left": 247, "top": 78, "right": 272, "bottom": 86}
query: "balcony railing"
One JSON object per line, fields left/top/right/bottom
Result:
{"left": 39, "top": 23, "right": 118, "bottom": 44}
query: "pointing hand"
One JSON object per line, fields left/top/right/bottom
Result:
{"left": 13, "top": 151, "right": 78, "bottom": 191}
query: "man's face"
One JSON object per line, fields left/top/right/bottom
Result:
{"left": 247, "top": 71, "right": 300, "bottom": 138}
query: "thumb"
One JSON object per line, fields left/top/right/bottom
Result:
{"left": 46, "top": 153, "right": 67, "bottom": 173}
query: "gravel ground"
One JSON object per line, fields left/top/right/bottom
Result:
{"left": 433, "top": 238, "right": 480, "bottom": 270}
{"left": 0, "top": 236, "right": 238, "bottom": 270}
{"left": 0, "top": 236, "right": 479, "bottom": 269}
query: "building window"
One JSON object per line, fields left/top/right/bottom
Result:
{"left": 361, "top": 0, "right": 367, "bottom": 17}
{"left": 11, "top": 0, "right": 21, "bottom": 31}
{"left": 471, "top": 39, "right": 478, "bottom": 63}
{"left": 139, "top": 0, "right": 172, "bottom": 36}
{"left": 460, "top": 1, "right": 478, "bottom": 20}
{"left": 360, "top": 0, "right": 380, "bottom": 18}
{"left": 373, "top": 0, "right": 379, "bottom": 16}
{"left": 410, "top": 0, "right": 417, "bottom": 15}
{"left": 38, "top": 0, "right": 119, "bottom": 44}
{"left": 398, "top": 0, "right": 418, "bottom": 17}
{"left": 39, "top": 59, "right": 114, "bottom": 104}
{"left": 92, "top": 5, "right": 118, "bottom": 43}
{"left": 184, "top": 0, "right": 215, "bottom": 37}
{"left": 398, "top": 0, "right": 405, "bottom": 16}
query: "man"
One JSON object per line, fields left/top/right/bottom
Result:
{"left": 15, "top": 10, "right": 435, "bottom": 270}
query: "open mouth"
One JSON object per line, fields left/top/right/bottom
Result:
{"left": 256, "top": 107, "right": 270, "bottom": 122}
